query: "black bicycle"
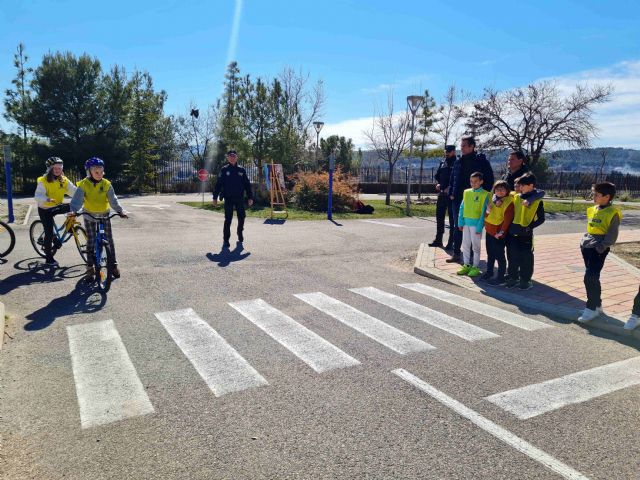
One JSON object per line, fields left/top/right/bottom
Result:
{"left": 76, "top": 212, "right": 123, "bottom": 292}
{"left": 0, "top": 219, "right": 16, "bottom": 258}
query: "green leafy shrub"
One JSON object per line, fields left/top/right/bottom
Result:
{"left": 290, "top": 167, "right": 359, "bottom": 212}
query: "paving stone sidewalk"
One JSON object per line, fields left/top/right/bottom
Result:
{"left": 415, "top": 230, "right": 640, "bottom": 339}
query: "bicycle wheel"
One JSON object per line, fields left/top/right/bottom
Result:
{"left": 0, "top": 220, "right": 16, "bottom": 258}
{"left": 72, "top": 225, "right": 89, "bottom": 263}
{"left": 29, "top": 220, "right": 47, "bottom": 258}
{"left": 95, "top": 240, "right": 114, "bottom": 293}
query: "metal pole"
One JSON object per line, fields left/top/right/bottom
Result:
{"left": 406, "top": 113, "right": 416, "bottom": 216}
{"left": 3, "top": 145, "right": 15, "bottom": 223}
{"left": 315, "top": 131, "right": 320, "bottom": 169}
{"left": 328, "top": 152, "right": 334, "bottom": 221}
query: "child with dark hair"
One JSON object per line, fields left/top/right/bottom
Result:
{"left": 456, "top": 172, "right": 490, "bottom": 278}
{"left": 483, "top": 180, "right": 514, "bottom": 285}
{"left": 505, "top": 173, "right": 545, "bottom": 290}
{"left": 578, "top": 182, "right": 622, "bottom": 323}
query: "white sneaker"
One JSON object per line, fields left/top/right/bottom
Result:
{"left": 578, "top": 308, "right": 600, "bottom": 323}
{"left": 596, "top": 306, "right": 604, "bottom": 315}
{"left": 624, "top": 314, "right": 640, "bottom": 331}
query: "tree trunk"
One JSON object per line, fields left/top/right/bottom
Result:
{"left": 418, "top": 158, "right": 424, "bottom": 199}
{"left": 386, "top": 163, "right": 393, "bottom": 205}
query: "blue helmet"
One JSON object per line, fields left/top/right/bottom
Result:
{"left": 85, "top": 157, "right": 105, "bottom": 170}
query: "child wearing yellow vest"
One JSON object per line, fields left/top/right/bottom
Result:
{"left": 456, "top": 172, "right": 490, "bottom": 277}
{"left": 33, "top": 157, "right": 77, "bottom": 266}
{"left": 483, "top": 180, "right": 514, "bottom": 285}
{"left": 70, "top": 157, "right": 127, "bottom": 280}
{"left": 505, "top": 173, "right": 545, "bottom": 290}
{"left": 578, "top": 182, "right": 621, "bottom": 323}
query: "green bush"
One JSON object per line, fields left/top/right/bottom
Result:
{"left": 290, "top": 167, "right": 359, "bottom": 212}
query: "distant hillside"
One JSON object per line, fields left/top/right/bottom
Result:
{"left": 360, "top": 148, "right": 640, "bottom": 174}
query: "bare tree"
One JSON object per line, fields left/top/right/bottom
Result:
{"left": 433, "top": 84, "right": 468, "bottom": 146}
{"left": 363, "top": 94, "right": 410, "bottom": 205}
{"left": 174, "top": 102, "right": 219, "bottom": 171}
{"left": 467, "top": 81, "right": 613, "bottom": 167}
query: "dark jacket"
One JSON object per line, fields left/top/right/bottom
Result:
{"left": 213, "top": 164, "right": 253, "bottom": 200}
{"left": 502, "top": 164, "right": 530, "bottom": 190}
{"left": 449, "top": 152, "right": 494, "bottom": 200}
{"left": 434, "top": 156, "right": 455, "bottom": 194}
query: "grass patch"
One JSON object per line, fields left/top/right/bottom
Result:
{"left": 613, "top": 242, "right": 640, "bottom": 269}
{"left": 542, "top": 201, "right": 640, "bottom": 214}
{"left": 180, "top": 199, "right": 437, "bottom": 220}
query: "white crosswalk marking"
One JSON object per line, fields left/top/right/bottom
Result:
{"left": 350, "top": 287, "right": 499, "bottom": 341}
{"left": 67, "top": 320, "right": 155, "bottom": 429}
{"left": 398, "top": 283, "right": 551, "bottom": 331}
{"left": 393, "top": 369, "right": 589, "bottom": 480}
{"left": 229, "top": 299, "right": 360, "bottom": 373}
{"left": 360, "top": 220, "right": 405, "bottom": 228}
{"left": 155, "top": 308, "right": 268, "bottom": 396}
{"left": 485, "top": 356, "right": 640, "bottom": 419}
{"left": 294, "top": 292, "right": 435, "bottom": 354}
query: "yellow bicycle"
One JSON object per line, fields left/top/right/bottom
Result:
{"left": 30, "top": 213, "right": 88, "bottom": 262}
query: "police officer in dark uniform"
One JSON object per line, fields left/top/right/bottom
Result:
{"left": 213, "top": 150, "right": 254, "bottom": 247}
{"left": 428, "top": 145, "right": 457, "bottom": 249}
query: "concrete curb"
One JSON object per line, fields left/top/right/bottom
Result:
{"left": 414, "top": 243, "right": 640, "bottom": 341}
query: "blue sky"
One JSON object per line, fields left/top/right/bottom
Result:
{"left": 1, "top": 0, "right": 639, "bottom": 148}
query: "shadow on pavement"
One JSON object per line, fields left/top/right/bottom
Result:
{"left": 24, "top": 278, "right": 107, "bottom": 331}
{"left": 263, "top": 219, "right": 286, "bottom": 225}
{"left": 0, "top": 258, "right": 70, "bottom": 295}
{"left": 206, "top": 242, "right": 250, "bottom": 267}
{"left": 329, "top": 219, "right": 343, "bottom": 227}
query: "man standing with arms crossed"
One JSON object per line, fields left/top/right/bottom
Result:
{"left": 429, "top": 145, "right": 456, "bottom": 249}
{"left": 213, "top": 150, "right": 254, "bottom": 247}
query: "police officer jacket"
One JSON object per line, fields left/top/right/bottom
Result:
{"left": 434, "top": 157, "right": 455, "bottom": 194}
{"left": 213, "top": 164, "right": 253, "bottom": 201}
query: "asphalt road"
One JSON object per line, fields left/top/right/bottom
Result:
{"left": 1, "top": 195, "right": 639, "bottom": 480}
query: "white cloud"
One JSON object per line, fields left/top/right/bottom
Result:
{"left": 320, "top": 116, "right": 375, "bottom": 148}
{"left": 360, "top": 74, "right": 433, "bottom": 95}
{"left": 540, "top": 60, "right": 640, "bottom": 148}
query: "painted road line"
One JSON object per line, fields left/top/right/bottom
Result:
{"left": 155, "top": 308, "right": 268, "bottom": 396}
{"left": 360, "top": 220, "right": 405, "bottom": 228}
{"left": 67, "top": 320, "right": 154, "bottom": 429}
{"left": 485, "top": 356, "right": 640, "bottom": 419}
{"left": 294, "top": 292, "right": 435, "bottom": 354}
{"left": 398, "top": 283, "right": 551, "bottom": 331}
{"left": 350, "top": 287, "right": 498, "bottom": 341}
{"left": 393, "top": 369, "right": 589, "bottom": 480}
{"left": 229, "top": 299, "right": 360, "bottom": 373}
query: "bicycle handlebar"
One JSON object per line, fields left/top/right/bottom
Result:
{"left": 75, "top": 212, "right": 125, "bottom": 221}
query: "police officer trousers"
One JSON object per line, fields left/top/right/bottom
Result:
{"left": 223, "top": 197, "right": 246, "bottom": 242}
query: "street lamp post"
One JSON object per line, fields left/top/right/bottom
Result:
{"left": 406, "top": 95, "right": 423, "bottom": 216}
{"left": 313, "top": 121, "right": 324, "bottom": 169}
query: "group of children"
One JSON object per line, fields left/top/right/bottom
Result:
{"left": 452, "top": 172, "right": 640, "bottom": 330}
{"left": 35, "top": 156, "right": 126, "bottom": 280}
{"left": 455, "top": 171, "right": 544, "bottom": 290}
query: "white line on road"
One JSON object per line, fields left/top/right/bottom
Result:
{"left": 393, "top": 369, "right": 589, "bottom": 480}
{"left": 360, "top": 220, "right": 405, "bottom": 228}
{"left": 155, "top": 308, "right": 268, "bottom": 396}
{"left": 294, "top": 292, "right": 435, "bottom": 354}
{"left": 67, "top": 320, "right": 155, "bottom": 429}
{"left": 229, "top": 299, "right": 360, "bottom": 373}
{"left": 350, "top": 287, "right": 499, "bottom": 341}
{"left": 398, "top": 283, "right": 551, "bottom": 331}
{"left": 485, "top": 356, "right": 640, "bottom": 419}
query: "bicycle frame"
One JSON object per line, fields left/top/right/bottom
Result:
{"left": 78, "top": 212, "right": 120, "bottom": 291}
{"left": 54, "top": 215, "right": 80, "bottom": 244}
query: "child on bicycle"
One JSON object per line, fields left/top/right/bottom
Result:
{"left": 34, "top": 157, "right": 77, "bottom": 266}
{"left": 69, "top": 157, "right": 127, "bottom": 280}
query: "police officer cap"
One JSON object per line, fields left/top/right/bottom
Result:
{"left": 445, "top": 145, "right": 456, "bottom": 153}
{"left": 226, "top": 149, "right": 238, "bottom": 156}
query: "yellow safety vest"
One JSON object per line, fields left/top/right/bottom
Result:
{"left": 77, "top": 178, "right": 112, "bottom": 213}
{"left": 587, "top": 205, "right": 622, "bottom": 235}
{"left": 37, "top": 175, "right": 70, "bottom": 208}
{"left": 485, "top": 195, "right": 513, "bottom": 226}
{"left": 462, "top": 188, "right": 490, "bottom": 219}
{"left": 512, "top": 195, "right": 541, "bottom": 227}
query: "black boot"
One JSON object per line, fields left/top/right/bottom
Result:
{"left": 428, "top": 237, "right": 443, "bottom": 248}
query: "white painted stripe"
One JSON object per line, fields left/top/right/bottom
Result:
{"left": 399, "top": 283, "right": 551, "bottom": 331}
{"left": 67, "top": 320, "right": 154, "bottom": 429}
{"left": 155, "top": 308, "right": 268, "bottom": 396}
{"left": 360, "top": 220, "right": 405, "bottom": 228}
{"left": 350, "top": 287, "right": 498, "bottom": 341}
{"left": 229, "top": 299, "right": 360, "bottom": 373}
{"left": 393, "top": 369, "right": 589, "bottom": 480}
{"left": 294, "top": 292, "right": 435, "bottom": 354}
{"left": 486, "top": 356, "right": 640, "bottom": 419}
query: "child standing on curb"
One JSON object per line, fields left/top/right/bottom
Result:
{"left": 624, "top": 287, "right": 640, "bottom": 330}
{"left": 505, "top": 173, "right": 545, "bottom": 290}
{"left": 578, "top": 182, "right": 622, "bottom": 323}
{"left": 483, "top": 180, "right": 514, "bottom": 285}
{"left": 457, "top": 172, "right": 490, "bottom": 278}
